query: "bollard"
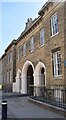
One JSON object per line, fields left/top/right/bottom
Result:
{"left": 2, "top": 100, "right": 7, "bottom": 119}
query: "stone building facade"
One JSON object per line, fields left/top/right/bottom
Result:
{"left": 0, "top": 58, "right": 2, "bottom": 86}
{"left": 2, "top": 40, "right": 16, "bottom": 92}
{"left": 1, "top": 1, "right": 66, "bottom": 103}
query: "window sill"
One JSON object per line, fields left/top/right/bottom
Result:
{"left": 50, "top": 32, "right": 59, "bottom": 38}
{"left": 53, "top": 75, "right": 62, "bottom": 80}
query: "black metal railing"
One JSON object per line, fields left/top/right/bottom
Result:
{"left": 29, "top": 85, "right": 66, "bottom": 110}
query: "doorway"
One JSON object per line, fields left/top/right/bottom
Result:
{"left": 27, "top": 65, "right": 34, "bottom": 95}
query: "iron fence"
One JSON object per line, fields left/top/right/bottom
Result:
{"left": 29, "top": 85, "right": 66, "bottom": 110}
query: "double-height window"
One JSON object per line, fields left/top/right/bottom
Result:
{"left": 50, "top": 13, "right": 58, "bottom": 36}
{"left": 40, "top": 28, "right": 44, "bottom": 46}
{"left": 52, "top": 50, "right": 62, "bottom": 77}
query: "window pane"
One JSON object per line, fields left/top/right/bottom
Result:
{"left": 17, "top": 47, "right": 21, "bottom": 60}
{"left": 23, "top": 43, "right": 26, "bottom": 56}
{"left": 52, "top": 50, "right": 61, "bottom": 77}
{"left": 51, "top": 13, "right": 58, "bottom": 36}
{"left": 30, "top": 37, "right": 34, "bottom": 52}
{"left": 40, "top": 28, "right": 44, "bottom": 46}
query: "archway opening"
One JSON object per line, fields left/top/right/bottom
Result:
{"left": 27, "top": 65, "right": 34, "bottom": 95}
{"left": 40, "top": 67, "right": 45, "bottom": 86}
{"left": 39, "top": 67, "right": 45, "bottom": 96}
{"left": 21, "top": 60, "right": 34, "bottom": 95}
{"left": 34, "top": 62, "right": 46, "bottom": 96}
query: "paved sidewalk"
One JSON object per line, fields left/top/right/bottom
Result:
{"left": 5, "top": 97, "right": 65, "bottom": 118}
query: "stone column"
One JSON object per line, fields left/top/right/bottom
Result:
{"left": 13, "top": 77, "right": 20, "bottom": 92}
{"left": 34, "top": 74, "right": 40, "bottom": 96}
{"left": 21, "top": 75, "right": 27, "bottom": 94}
{"left": 15, "top": 77, "right": 20, "bottom": 92}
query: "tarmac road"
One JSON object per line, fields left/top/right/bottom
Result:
{"left": 5, "top": 96, "right": 65, "bottom": 118}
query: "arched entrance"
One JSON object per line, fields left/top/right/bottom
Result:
{"left": 34, "top": 62, "right": 46, "bottom": 96}
{"left": 21, "top": 60, "right": 34, "bottom": 95}
{"left": 27, "top": 65, "right": 34, "bottom": 95}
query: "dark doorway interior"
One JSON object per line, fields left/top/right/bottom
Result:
{"left": 40, "top": 67, "right": 45, "bottom": 97}
{"left": 27, "top": 65, "right": 34, "bottom": 96}
{"left": 41, "top": 67, "right": 45, "bottom": 86}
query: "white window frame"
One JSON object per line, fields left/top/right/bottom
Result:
{"left": 30, "top": 36, "right": 34, "bottom": 52}
{"left": 53, "top": 51, "right": 62, "bottom": 77}
{"left": 40, "top": 28, "right": 44, "bottom": 46}
{"left": 51, "top": 13, "right": 58, "bottom": 36}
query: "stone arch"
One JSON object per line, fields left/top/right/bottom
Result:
{"left": 21, "top": 60, "right": 34, "bottom": 94}
{"left": 34, "top": 62, "right": 46, "bottom": 96}
{"left": 17, "top": 69, "right": 21, "bottom": 78}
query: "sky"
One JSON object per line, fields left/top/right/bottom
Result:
{"left": 0, "top": 0, "right": 48, "bottom": 58}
